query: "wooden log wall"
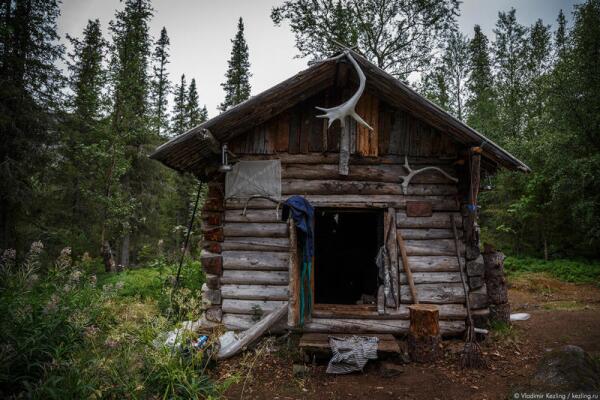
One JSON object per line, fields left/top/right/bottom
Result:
{"left": 199, "top": 89, "right": 489, "bottom": 336}
{"left": 228, "top": 88, "right": 458, "bottom": 160}
{"left": 210, "top": 151, "right": 483, "bottom": 336}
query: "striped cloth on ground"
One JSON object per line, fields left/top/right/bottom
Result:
{"left": 326, "top": 336, "right": 379, "bottom": 374}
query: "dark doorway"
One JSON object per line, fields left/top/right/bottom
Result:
{"left": 314, "top": 209, "right": 383, "bottom": 305}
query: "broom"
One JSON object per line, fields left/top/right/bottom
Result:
{"left": 450, "top": 214, "right": 486, "bottom": 369}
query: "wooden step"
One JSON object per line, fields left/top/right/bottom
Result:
{"left": 299, "top": 333, "right": 400, "bottom": 354}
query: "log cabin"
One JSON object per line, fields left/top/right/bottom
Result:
{"left": 150, "top": 50, "right": 529, "bottom": 340}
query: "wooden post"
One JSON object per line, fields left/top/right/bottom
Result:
{"left": 288, "top": 218, "right": 300, "bottom": 328}
{"left": 407, "top": 304, "right": 441, "bottom": 363}
{"left": 397, "top": 228, "right": 418, "bottom": 304}
{"left": 339, "top": 117, "right": 351, "bottom": 175}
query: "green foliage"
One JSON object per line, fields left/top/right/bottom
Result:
{"left": 0, "top": 243, "right": 226, "bottom": 399}
{"left": 0, "top": 0, "right": 64, "bottom": 251}
{"left": 504, "top": 257, "right": 600, "bottom": 285}
{"left": 219, "top": 17, "right": 252, "bottom": 112}
{"left": 150, "top": 26, "right": 172, "bottom": 138}
{"left": 481, "top": 1, "right": 600, "bottom": 258}
{"left": 272, "top": 0, "right": 460, "bottom": 79}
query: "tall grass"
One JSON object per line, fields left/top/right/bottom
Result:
{"left": 0, "top": 243, "right": 235, "bottom": 399}
{"left": 504, "top": 256, "right": 600, "bottom": 285}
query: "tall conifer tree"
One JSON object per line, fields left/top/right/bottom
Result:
{"left": 58, "top": 19, "right": 112, "bottom": 251}
{"left": 171, "top": 74, "right": 188, "bottom": 135}
{"left": 219, "top": 17, "right": 251, "bottom": 112}
{"left": 441, "top": 31, "right": 470, "bottom": 120}
{"left": 186, "top": 78, "right": 202, "bottom": 127}
{"left": 493, "top": 8, "right": 529, "bottom": 141}
{"left": 109, "top": 0, "right": 155, "bottom": 266}
{"left": 467, "top": 25, "right": 498, "bottom": 138}
{"left": 0, "top": 0, "right": 64, "bottom": 250}
{"left": 151, "top": 27, "right": 171, "bottom": 138}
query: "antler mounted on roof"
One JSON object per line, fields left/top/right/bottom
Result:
{"left": 315, "top": 51, "right": 373, "bottom": 131}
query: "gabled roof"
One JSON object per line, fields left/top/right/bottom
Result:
{"left": 150, "top": 50, "right": 530, "bottom": 175}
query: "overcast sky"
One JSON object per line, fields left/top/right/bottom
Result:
{"left": 58, "top": 0, "right": 581, "bottom": 119}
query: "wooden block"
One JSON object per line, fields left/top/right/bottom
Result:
{"left": 408, "top": 304, "right": 441, "bottom": 363}
{"left": 466, "top": 255, "right": 485, "bottom": 276}
{"left": 299, "top": 333, "right": 400, "bottom": 354}
{"left": 205, "top": 307, "right": 223, "bottom": 322}
{"left": 201, "top": 284, "right": 221, "bottom": 305}
{"left": 203, "top": 197, "right": 223, "bottom": 212}
{"left": 207, "top": 182, "right": 224, "bottom": 199}
{"left": 201, "top": 241, "right": 222, "bottom": 254}
{"left": 406, "top": 201, "right": 433, "bottom": 217}
{"left": 205, "top": 274, "right": 220, "bottom": 290}
{"left": 203, "top": 227, "right": 224, "bottom": 242}
{"left": 202, "top": 212, "right": 222, "bottom": 226}
{"left": 201, "top": 254, "right": 222, "bottom": 275}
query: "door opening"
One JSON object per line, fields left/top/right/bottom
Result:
{"left": 314, "top": 208, "right": 384, "bottom": 305}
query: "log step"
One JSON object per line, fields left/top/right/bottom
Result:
{"left": 311, "top": 303, "right": 466, "bottom": 320}
{"left": 299, "top": 333, "right": 401, "bottom": 354}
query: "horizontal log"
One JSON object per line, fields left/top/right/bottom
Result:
{"left": 312, "top": 303, "right": 466, "bottom": 320}
{"left": 221, "top": 237, "right": 290, "bottom": 252}
{"left": 282, "top": 179, "right": 457, "bottom": 196}
{"left": 221, "top": 270, "right": 289, "bottom": 286}
{"left": 223, "top": 222, "right": 288, "bottom": 238}
{"left": 400, "top": 283, "right": 465, "bottom": 304}
{"left": 202, "top": 226, "right": 224, "bottom": 242}
{"left": 242, "top": 153, "right": 457, "bottom": 166}
{"left": 407, "top": 256, "right": 462, "bottom": 272}
{"left": 200, "top": 252, "right": 222, "bottom": 275}
{"left": 227, "top": 195, "right": 459, "bottom": 211}
{"left": 399, "top": 228, "right": 460, "bottom": 240}
{"left": 283, "top": 163, "right": 456, "bottom": 184}
{"left": 222, "top": 313, "right": 287, "bottom": 332}
{"left": 222, "top": 250, "right": 289, "bottom": 271}
{"left": 396, "top": 211, "right": 462, "bottom": 228}
{"left": 221, "top": 284, "right": 289, "bottom": 301}
{"left": 224, "top": 209, "right": 282, "bottom": 223}
{"left": 400, "top": 271, "right": 462, "bottom": 284}
{"left": 303, "top": 318, "right": 464, "bottom": 336}
{"left": 202, "top": 197, "right": 224, "bottom": 212}
{"left": 222, "top": 299, "right": 288, "bottom": 314}
{"left": 404, "top": 239, "right": 463, "bottom": 256}
{"left": 201, "top": 212, "right": 222, "bottom": 226}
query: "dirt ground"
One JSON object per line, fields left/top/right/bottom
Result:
{"left": 216, "top": 273, "right": 600, "bottom": 400}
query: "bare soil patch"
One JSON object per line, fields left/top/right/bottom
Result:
{"left": 216, "top": 276, "right": 600, "bottom": 400}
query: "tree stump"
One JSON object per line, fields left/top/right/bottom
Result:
{"left": 483, "top": 248, "right": 510, "bottom": 324}
{"left": 407, "top": 304, "right": 441, "bottom": 363}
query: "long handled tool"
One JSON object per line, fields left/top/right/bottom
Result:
{"left": 396, "top": 229, "right": 418, "bottom": 304}
{"left": 450, "top": 214, "right": 486, "bottom": 368}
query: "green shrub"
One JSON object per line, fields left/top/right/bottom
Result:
{"left": 504, "top": 256, "right": 600, "bottom": 285}
{"left": 0, "top": 244, "right": 222, "bottom": 399}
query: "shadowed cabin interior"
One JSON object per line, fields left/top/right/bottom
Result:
{"left": 314, "top": 209, "right": 383, "bottom": 305}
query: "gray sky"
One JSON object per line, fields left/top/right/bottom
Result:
{"left": 58, "top": 0, "right": 581, "bottom": 119}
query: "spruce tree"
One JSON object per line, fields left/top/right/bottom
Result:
{"left": 420, "top": 66, "right": 450, "bottom": 111}
{"left": 441, "top": 31, "right": 470, "bottom": 120}
{"left": 186, "top": 78, "right": 202, "bottom": 127}
{"left": 57, "top": 19, "right": 112, "bottom": 251}
{"left": 0, "top": 0, "right": 64, "bottom": 250}
{"left": 493, "top": 8, "right": 529, "bottom": 141}
{"left": 555, "top": 10, "right": 568, "bottom": 61}
{"left": 171, "top": 74, "right": 188, "bottom": 135}
{"left": 467, "top": 25, "right": 499, "bottom": 138}
{"left": 109, "top": 0, "right": 156, "bottom": 266}
{"left": 219, "top": 17, "right": 252, "bottom": 112}
{"left": 151, "top": 27, "right": 171, "bottom": 138}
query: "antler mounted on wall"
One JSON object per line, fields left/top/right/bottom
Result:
{"left": 400, "top": 156, "right": 458, "bottom": 195}
{"left": 315, "top": 51, "right": 373, "bottom": 131}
